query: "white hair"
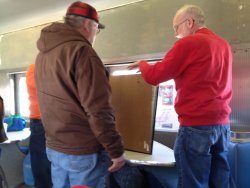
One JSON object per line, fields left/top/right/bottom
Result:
{"left": 64, "top": 15, "right": 87, "bottom": 28}
{"left": 177, "top": 5, "right": 205, "bottom": 27}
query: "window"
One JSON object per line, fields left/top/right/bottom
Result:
{"left": 107, "top": 61, "right": 179, "bottom": 132}
{"left": 10, "top": 60, "right": 180, "bottom": 131}
{"left": 155, "top": 80, "right": 179, "bottom": 132}
{"left": 18, "top": 76, "right": 30, "bottom": 117}
{"left": 10, "top": 72, "right": 30, "bottom": 117}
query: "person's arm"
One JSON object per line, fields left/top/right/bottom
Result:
{"left": 127, "top": 60, "right": 142, "bottom": 70}
{"left": 75, "top": 47, "right": 125, "bottom": 171}
{"left": 0, "top": 96, "right": 4, "bottom": 121}
{"left": 108, "top": 154, "right": 126, "bottom": 172}
{"left": 128, "top": 40, "right": 190, "bottom": 85}
{"left": 0, "top": 96, "right": 7, "bottom": 143}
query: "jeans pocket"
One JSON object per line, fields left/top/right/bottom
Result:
{"left": 46, "top": 148, "right": 98, "bottom": 172}
{"left": 67, "top": 154, "right": 97, "bottom": 172}
{"left": 222, "top": 125, "right": 230, "bottom": 152}
{"left": 186, "top": 127, "right": 214, "bottom": 155}
{"left": 46, "top": 148, "right": 52, "bottom": 161}
{"left": 98, "top": 150, "right": 111, "bottom": 167}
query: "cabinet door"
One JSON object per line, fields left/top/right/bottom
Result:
{"left": 110, "top": 74, "right": 156, "bottom": 154}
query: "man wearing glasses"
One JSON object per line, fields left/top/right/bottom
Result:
{"left": 35, "top": 1, "right": 125, "bottom": 188}
{"left": 128, "top": 5, "right": 232, "bottom": 188}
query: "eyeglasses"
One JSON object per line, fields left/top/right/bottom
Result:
{"left": 91, "top": 21, "right": 101, "bottom": 35}
{"left": 96, "top": 27, "right": 100, "bottom": 34}
{"left": 173, "top": 19, "right": 188, "bottom": 33}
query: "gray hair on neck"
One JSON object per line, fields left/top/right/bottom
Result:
{"left": 64, "top": 15, "right": 87, "bottom": 28}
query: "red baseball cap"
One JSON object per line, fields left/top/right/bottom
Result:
{"left": 66, "top": 1, "right": 105, "bottom": 29}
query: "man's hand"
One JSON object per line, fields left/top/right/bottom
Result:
{"left": 127, "top": 61, "right": 141, "bottom": 70}
{"left": 108, "top": 154, "right": 126, "bottom": 172}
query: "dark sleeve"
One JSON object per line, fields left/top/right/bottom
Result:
{"left": 0, "top": 96, "right": 4, "bottom": 118}
{"left": 0, "top": 96, "right": 7, "bottom": 143}
{"left": 75, "top": 47, "right": 124, "bottom": 158}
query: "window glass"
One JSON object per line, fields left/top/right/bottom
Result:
{"left": 18, "top": 76, "right": 30, "bottom": 117}
{"left": 155, "top": 79, "right": 179, "bottom": 132}
{"left": 9, "top": 78, "right": 15, "bottom": 115}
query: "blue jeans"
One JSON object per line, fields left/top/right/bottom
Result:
{"left": 139, "top": 165, "right": 178, "bottom": 188}
{"left": 174, "top": 124, "right": 230, "bottom": 188}
{"left": 46, "top": 148, "right": 111, "bottom": 188}
{"left": 29, "top": 120, "right": 52, "bottom": 188}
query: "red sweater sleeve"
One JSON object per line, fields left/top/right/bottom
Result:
{"left": 138, "top": 28, "right": 232, "bottom": 125}
{"left": 139, "top": 40, "right": 189, "bottom": 85}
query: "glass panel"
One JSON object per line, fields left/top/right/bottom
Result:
{"left": 9, "top": 78, "right": 15, "bottom": 115}
{"left": 155, "top": 80, "right": 179, "bottom": 132}
{"left": 18, "top": 76, "right": 30, "bottom": 117}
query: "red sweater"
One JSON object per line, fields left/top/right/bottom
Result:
{"left": 139, "top": 28, "right": 232, "bottom": 126}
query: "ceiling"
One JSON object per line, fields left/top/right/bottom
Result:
{"left": 0, "top": 0, "right": 144, "bottom": 35}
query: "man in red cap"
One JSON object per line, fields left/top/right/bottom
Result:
{"left": 35, "top": 1, "right": 125, "bottom": 188}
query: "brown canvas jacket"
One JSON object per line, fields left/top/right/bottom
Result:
{"left": 35, "top": 23, "right": 124, "bottom": 158}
